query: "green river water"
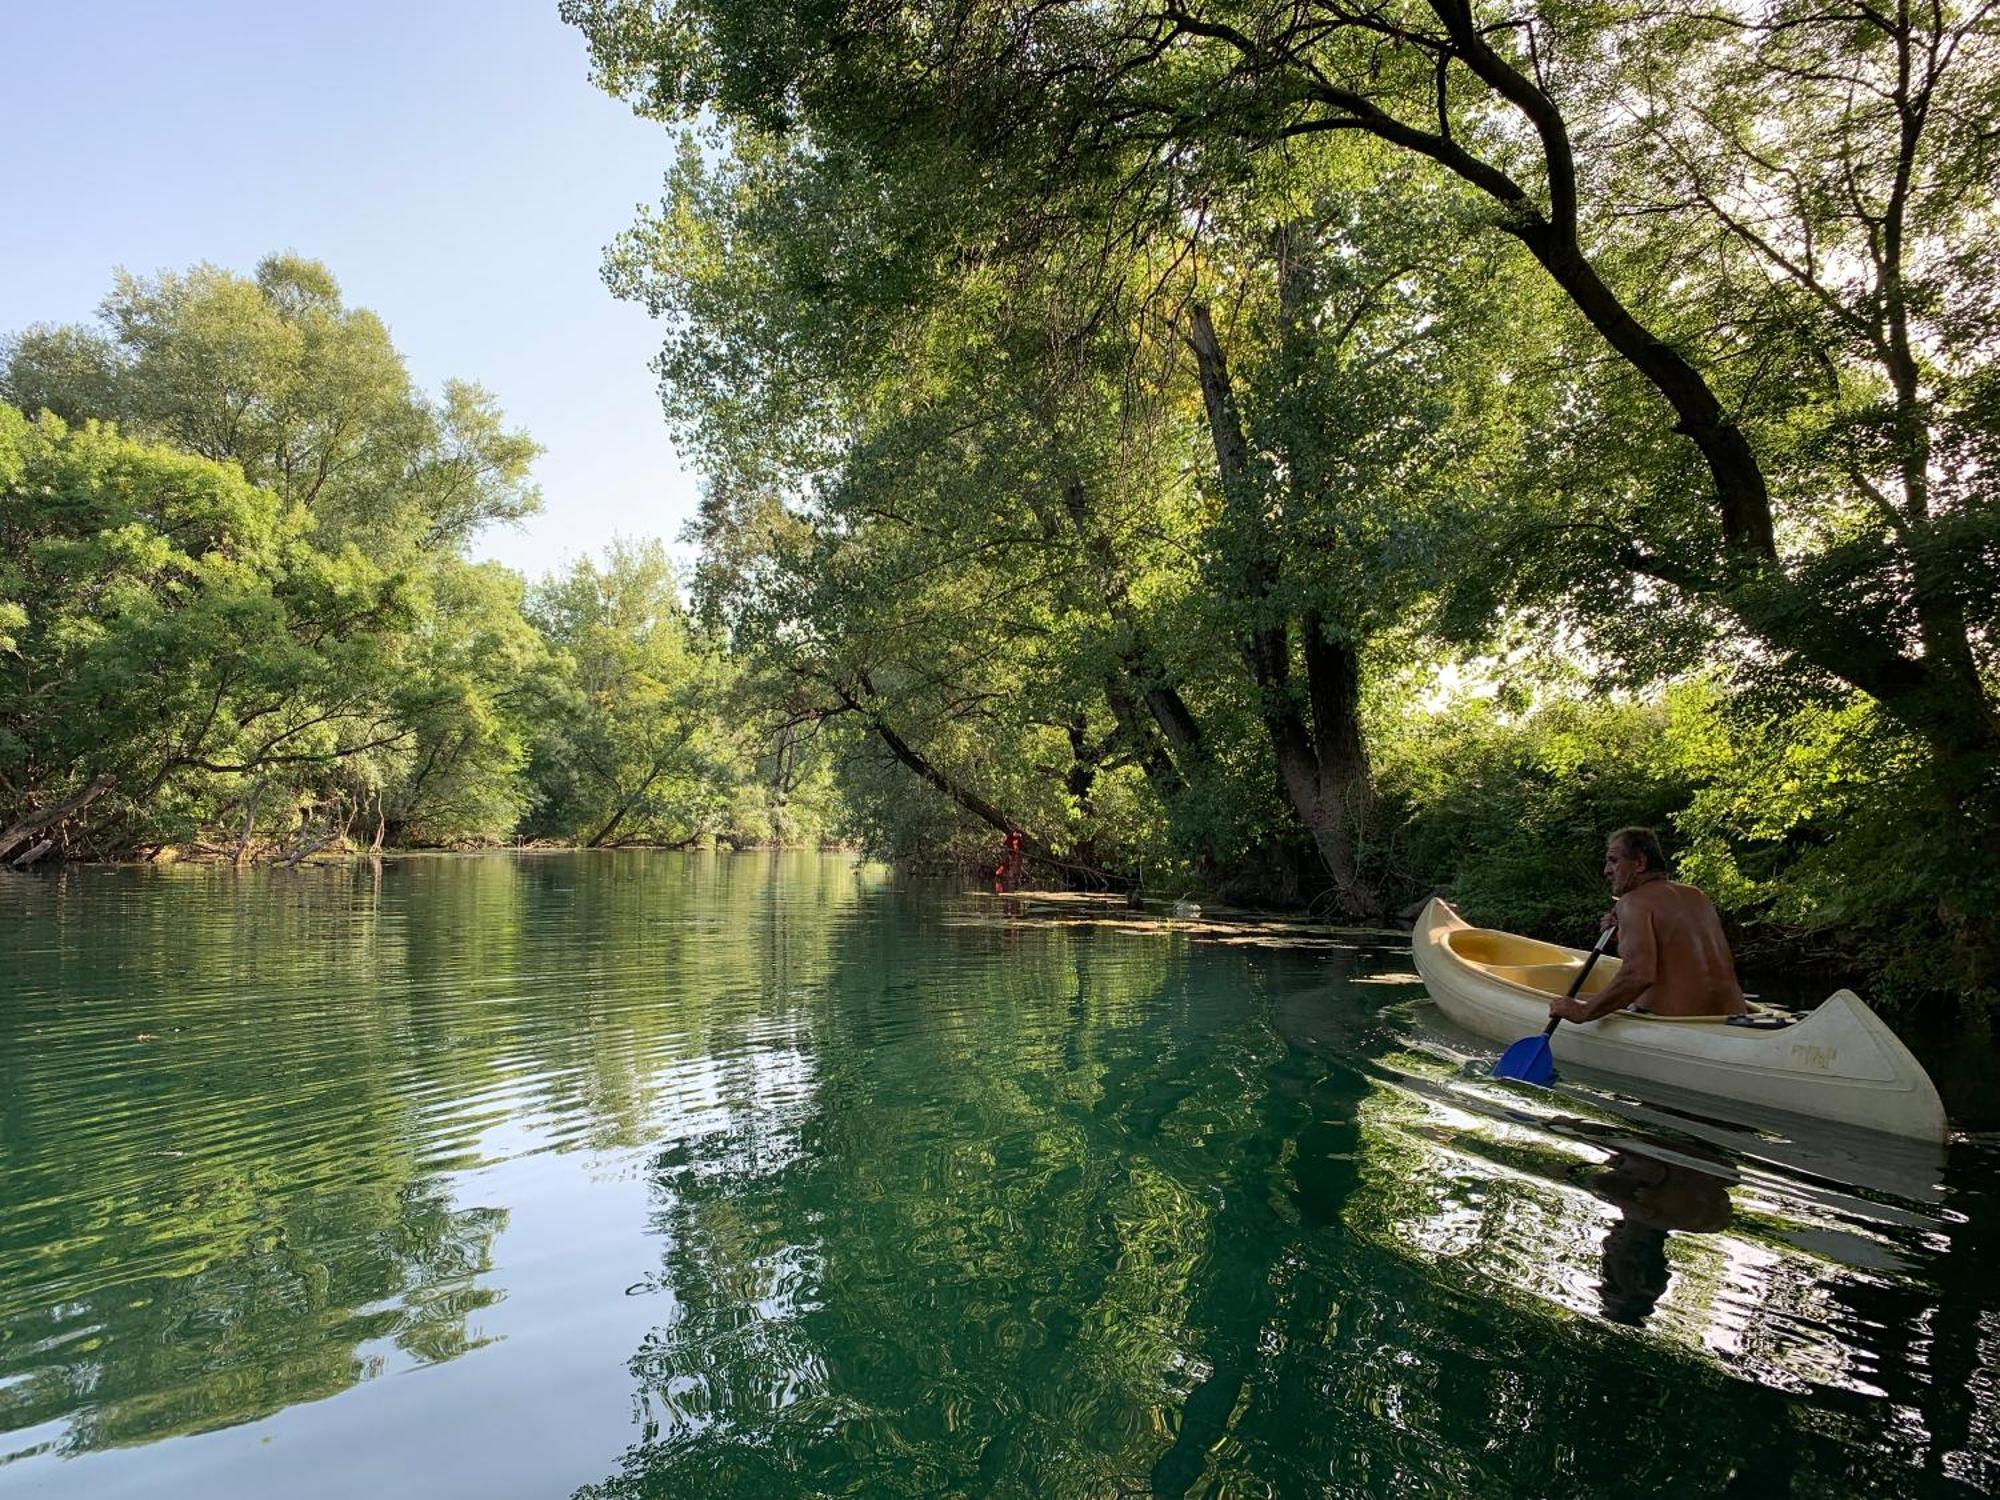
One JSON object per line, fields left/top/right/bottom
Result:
{"left": 0, "top": 851, "right": 1994, "bottom": 1498}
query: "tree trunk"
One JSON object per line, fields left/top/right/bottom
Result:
{"left": 0, "top": 774, "right": 116, "bottom": 864}
{"left": 587, "top": 763, "right": 666, "bottom": 848}
{"left": 1058, "top": 476, "right": 1216, "bottom": 789}
{"left": 1508, "top": 225, "right": 1776, "bottom": 558}
{"left": 11, "top": 838, "right": 55, "bottom": 870}
{"left": 1102, "top": 672, "right": 1185, "bottom": 799}
{"left": 1326, "top": 12, "right": 1994, "bottom": 766}
{"left": 1064, "top": 718, "right": 1102, "bottom": 869}
{"left": 234, "top": 779, "right": 264, "bottom": 865}
{"left": 1303, "top": 612, "right": 1379, "bottom": 917}
{"left": 1186, "top": 304, "right": 1384, "bottom": 919}
{"left": 864, "top": 712, "right": 1052, "bottom": 857}
{"left": 850, "top": 693, "right": 1117, "bottom": 881}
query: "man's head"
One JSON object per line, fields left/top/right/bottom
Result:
{"left": 1604, "top": 826, "right": 1670, "bottom": 896}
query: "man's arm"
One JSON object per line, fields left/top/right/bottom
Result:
{"left": 1552, "top": 909, "right": 1655, "bottom": 1022}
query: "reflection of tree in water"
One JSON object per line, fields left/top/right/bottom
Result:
{"left": 573, "top": 922, "right": 1988, "bottom": 1499}
{"left": 14, "top": 860, "right": 1984, "bottom": 1493}
{"left": 0, "top": 1153, "right": 507, "bottom": 1458}
{"left": 0, "top": 851, "right": 860, "bottom": 1463}
{"left": 0, "top": 868, "right": 520, "bottom": 1458}
{"left": 576, "top": 926, "right": 1368, "bottom": 1499}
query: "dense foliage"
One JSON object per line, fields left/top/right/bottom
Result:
{"left": 0, "top": 260, "right": 836, "bottom": 864}
{"left": 560, "top": 0, "right": 2000, "bottom": 1007}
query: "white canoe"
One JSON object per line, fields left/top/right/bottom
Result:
{"left": 1411, "top": 897, "right": 1949, "bottom": 1142}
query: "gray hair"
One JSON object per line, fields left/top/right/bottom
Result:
{"left": 1608, "top": 826, "right": 1671, "bottom": 875}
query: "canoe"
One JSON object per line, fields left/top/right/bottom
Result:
{"left": 1410, "top": 897, "right": 1949, "bottom": 1142}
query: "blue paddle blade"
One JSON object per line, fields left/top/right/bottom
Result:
{"left": 1493, "top": 1034, "right": 1557, "bottom": 1085}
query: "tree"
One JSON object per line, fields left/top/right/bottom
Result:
{"left": 524, "top": 542, "right": 738, "bottom": 847}
{"left": 0, "top": 405, "right": 413, "bottom": 859}
{"left": 568, "top": 0, "right": 2000, "bottom": 820}
{"left": 578, "top": 22, "right": 1557, "bottom": 910}
{"left": 379, "top": 559, "right": 548, "bottom": 846}
{"left": 2, "top": 254, "right": 541, "bottom": 557}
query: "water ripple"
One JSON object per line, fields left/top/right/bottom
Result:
{"left": 0, "top": 858, "right": 1994, "bottom": 1499}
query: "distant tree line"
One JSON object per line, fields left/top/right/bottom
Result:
{"left": 0, "top": 257, "right": 843, "bottom": 866}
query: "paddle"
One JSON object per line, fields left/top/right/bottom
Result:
{"left": 1492, "top": 924, "right": 1617, "bottom": 1085}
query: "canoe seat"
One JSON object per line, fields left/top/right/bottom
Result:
{"left": 1446, "top": 928, "right": 1573, "bottom": 967}
{"left": 1482, "top": 961, "right": 1617, "bottom": 997}
{"left": 1444, "top": 928, "right": 1617, "bottom": 996}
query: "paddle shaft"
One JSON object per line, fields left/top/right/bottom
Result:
{"left": 1540, "top": 924, "right": 1618, "bottom": 1035}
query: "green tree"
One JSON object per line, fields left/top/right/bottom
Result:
{"left": 0, "top": 405, "right": 412, "bottom": 861}
{"left": 379, "top": 559, "right": 548, "bottom": 847}
{"left": 569, "top": 0, "right": 2000, "bottom": 994}
{"left": 525, "top": 541, "right": 739, "bottom": 847}
{"left": 3, "top": 255, "right": 541, "bottom": 557}
{"left": 571, "top": 0, "right": 1999, "bottom": 790}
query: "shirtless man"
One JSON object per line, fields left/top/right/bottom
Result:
{"left": 1547, "top": 826, "right": 1748, "bottom": 1023}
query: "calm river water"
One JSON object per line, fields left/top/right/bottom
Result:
{"left": 0, "top": 852, "right": 1994, "bottom": 1497}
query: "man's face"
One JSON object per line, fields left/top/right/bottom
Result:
{"left": 1604, "top": 840, "right": 1647, "bottom": 896}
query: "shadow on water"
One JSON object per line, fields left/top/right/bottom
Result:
{"left": 0, "top": 861, "right": 1995, "bottom": 1498}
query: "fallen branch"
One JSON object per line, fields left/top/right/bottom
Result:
{"left": 10, "top": 838, "right": 55, "bottom": 870}
{"left": 276, "top": 826, "right": 343, "bottom": 868}
{"left": 0, "top": 775, "right": 117, "bottom": 863}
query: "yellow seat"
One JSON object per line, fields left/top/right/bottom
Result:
{"left": 1485, "top": 961, "right": 1616, "bottom": 997}
{"left": 1446, "top": 928, "right": 1572, "bottom": 967}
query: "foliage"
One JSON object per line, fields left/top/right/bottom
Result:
{"left": 565, "top": 0, "right": 2000, "bottom": 1006}
{"left": 384, "top": 559, "right": 548, "bottom": 845}
{"left": 1, "top": 257, "right": 839, "bottom": 862}
{"left": 1377, "top": 693, "right": 1700, "bottom": 944}
{"left": 522, "top": 541, "right": 744, "bottom": 847}
{"left": 1382, "top": 684, "right": 1999, "bottom": 1013}
{"left": 0, "top": 404, "right": 411, "bottom": 855}
{"left": 2, "top": 255, "right": 541, "bottom": 557}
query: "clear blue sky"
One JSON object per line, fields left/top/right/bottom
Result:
{"left": 0, "top": 0, "right": 697, "bottom": 578}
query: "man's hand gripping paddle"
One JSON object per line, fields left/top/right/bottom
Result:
{"left": 1491, "top": 924, "right": 1617, "bottom": 1085}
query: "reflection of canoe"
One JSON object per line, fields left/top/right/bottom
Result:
{"left": 1412, "top": 898, "right": 1949, "bottom": 1142}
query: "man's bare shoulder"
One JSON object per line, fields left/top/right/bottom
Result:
{"left": 1620, "top": 880, "right": 1716, "bottom": 914}
{"left": 1657, "top": 881, "right": 1723, "bottom": 917}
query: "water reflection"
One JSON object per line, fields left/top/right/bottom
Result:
{"left": 1558, "top": 1123, "right": 1735, "bottom": 1326}
{"left": 0, "top": 861, "right": 1993, "bottom": 1499}
{"left": 0, "top": 852, "right": 864, "bottom": 1471}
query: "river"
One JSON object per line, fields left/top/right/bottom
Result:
{"left": 0, "top": 852, "right": 1993, "bottom": 1497}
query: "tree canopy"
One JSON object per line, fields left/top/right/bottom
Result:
{"left": 563, "top": 0, "right": 2000, "bottom": 1003}
{"left": 0, "top": 259, "right": 831, "bottom": 868}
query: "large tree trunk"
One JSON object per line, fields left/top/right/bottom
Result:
{"left": 1056, "top": 477, "right": 1216, "bottom": 791}
{"left": 1508, "top": 225, "right": 1775, "bottom": 558}
{"left": 1186, "top": 303, "right": 1384, "bottom": 920}
{"left": 1303, "top": 612, "right": 1378, "bottom": 912}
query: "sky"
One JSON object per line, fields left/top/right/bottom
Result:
{"left": 0, "top": 0, "right": 699, "bottom": 577}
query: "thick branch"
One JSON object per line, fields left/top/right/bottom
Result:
{"left": 0, "top": 774, "right": 117, "bottom": 863}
